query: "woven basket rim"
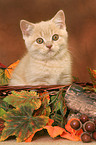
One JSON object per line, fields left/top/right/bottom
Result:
{"left": 0, "top": 82, "right": 93, "bottom": 92}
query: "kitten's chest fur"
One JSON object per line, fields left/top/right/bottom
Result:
{"left": 23, "top": 53, "right": 71, "bottom": 85}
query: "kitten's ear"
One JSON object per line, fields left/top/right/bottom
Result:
{"left": 52, "top": 10, "right": 66, "bottom": 29}
{"left": 20, "top": 20, "right": 34, "bottom": 37}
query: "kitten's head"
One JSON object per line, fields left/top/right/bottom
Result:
{"left": 20, "top": 10, "right": 68, "bottom": 60}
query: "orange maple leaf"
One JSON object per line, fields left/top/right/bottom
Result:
{"left": 5, "top": 60, "right": 20, "bottom": 79}
{"left": 61, "top": 132, "right": 81, "bottom": 141}
{"left": 44, "top": 126, "right": 65, "bottom": 138}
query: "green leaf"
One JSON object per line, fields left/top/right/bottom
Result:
{"left": 0, "top": 69, "right": 9, "bottom": 85}
{"left": 0, "top": 100, "right": 10, "bottom": 111}
{"left": 0, "top": 105, "right": 49, "bottom": 142}
{"left": 4, "top": 91, "right": 41, "bottom": 110}
{"left": 51, "top": 89, "right": 67, "bottom": 117}
{"left": 50, "top": 89, "right": 67, "bottom": 127}
{"left": 0, "top": 108, "right": 6, "bottom": 117}
{"left": 51, "top": 95, "right": 61, "bottom": 112}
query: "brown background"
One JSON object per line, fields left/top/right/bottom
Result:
{"left": 0, "top": 0, "right": 96, "bottom": 82}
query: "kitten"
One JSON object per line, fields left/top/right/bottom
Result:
{"left": 9, "top": 10, "right": 72, "bottom": 86}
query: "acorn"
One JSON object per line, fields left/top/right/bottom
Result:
{"left": 83, "top": 121, "right": 95, "bottom": 133}
{"left": 92, "top": 131, "right": 96, "bottom": 140}
{"left": 81, "top": 132, "right": 92, "bottom": 143}
{"left": 70, "top": 119, "right": 82, "bottom": 130}
{"left": 80, "top": 114, "right": 89, "bottom": 124}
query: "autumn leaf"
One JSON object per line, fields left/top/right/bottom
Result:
{"left": 25, "top": 128, "right": 43, "bottom": 142}
{"left": 61, "top": 132, "right": 81, "bottom": 141}
{"left": 0, "top": 62, "right": 8, "bottom": 85}
{"left": 0, "top": 108, "right": 6, "bottom": 117}
{"left": 0, "top": 69, "right": 9, "bottom": 85}
{"left": 0, "top": 105, "right": 49, "bottom": 142}
{"left": 0, "top": 100, "right": 10, "bottom": 111}
{"left": 39, "top": 91, "right": 50, "bottom": 116}
{"left": 46, "top": 118, "right": 54, "bottom": 126}
{"left": 5, "top": 60, "right": 20, "bottom": 79}
{"left": 25, "top": 118, "right": 54, "bottom": 142}
{"left": 0, "top": 60, "right": 20, "bottom": 85}
{"left": 4, "top": 90, "right": 41, "bottom": 110}
{"left": 51, "top": 89, "right": 67, "bottom": 117}
{"left": 40, "top": 91, "right": 50, "bottom": 104}
{"left": 88, "top": 68, "right": 96, "bottom": 88}
{"left": 44, "top": 126, "right": 65, "bottom": 138}
{"left": 51, "top": 113, "right": 64, "bottom": 127}
{"left": 51, "top": 95, "right": 61, "bottom": 112}
{"left": 50, "top": 89, "right": 67, "bottom": 127}
{"left": 0, "top": 63, "right": 6, "bottom": 69}
{"left": 34, "top": 92, "right": 51, "bottom": 117}
{"left": 0, "top": 118, "right": 5, "bottom": 136}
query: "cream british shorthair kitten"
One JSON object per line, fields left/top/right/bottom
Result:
{"left": 9, "top": 10, "right": 72, "bottom": 86}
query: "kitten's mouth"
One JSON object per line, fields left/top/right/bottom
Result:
{"left": 47, "top": 49, "right": 54, "bottom": 53}
{"left": 47, "top": 49, "right": 54, "bottom": 55}
{"left": 46, "top": 49, "right": 56, "bottom": 57}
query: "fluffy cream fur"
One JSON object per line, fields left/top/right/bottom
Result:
{"left": 9, "top": 10, "right": 72, "bottom": 86}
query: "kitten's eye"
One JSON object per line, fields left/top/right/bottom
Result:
{"left": 52, "top": 34, "right": 59, "bottom": 41}
{"left": 36, "top": 38, "right": 44, "bottom": 44}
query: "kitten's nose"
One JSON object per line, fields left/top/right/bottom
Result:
{"left": 46, "top": 41, "right": 52, "bottom": 49}
{"left": 46, "top": 44, "right": 52, "bottom": 49}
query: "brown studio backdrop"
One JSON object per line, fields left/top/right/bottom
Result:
{"left": 0, "top": 0, "right": 96, "bottom": 82}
